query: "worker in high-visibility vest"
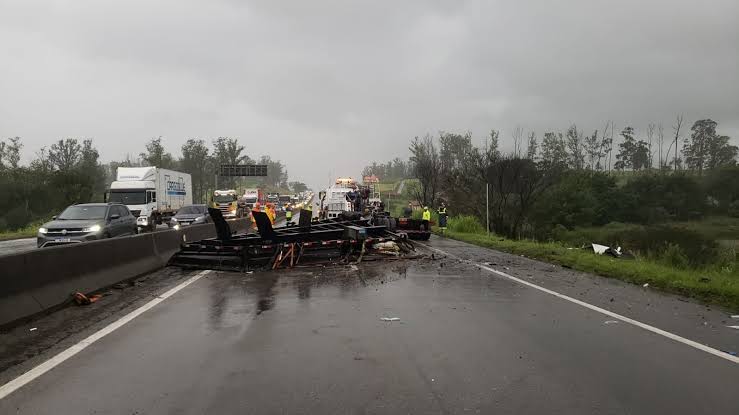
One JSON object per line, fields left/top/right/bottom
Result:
{"left": 437, "top": 203, "right": 448, "bottom": 235}
{"left": 266, "top": 203, "right": 276, "bottom": 225}
{"left": 250, "top": 202, "right": 261, "bottom": 225}
{"left": 285, "top": 204, "right": 293, "bottom": 222}
{"left": 422, "top": 206, "right": 431, "bottom": 231}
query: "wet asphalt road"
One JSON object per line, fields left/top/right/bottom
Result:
{"left": 1, "top": 236, "right": 738, "bottom": 414}
{"left": 0, "top": 238, "right": 35, "bottom": 256}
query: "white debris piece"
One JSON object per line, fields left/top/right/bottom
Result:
{"left": 381, "top": 317, "right": 400, "bottom": 322}
{"left": 604, "top": 320, "right": 620, "bottom": 325}
{"left": 730, "top": 315, "right": 739, "bottom": 319}
{"left": 29, "top": 327, "right": 37, "bottom": 332}
{"left": 727, "top": 325, "right": 739, "bottom": 330}
{"left": 591, "top": 244, "right": 610, "bottom": 255}
{"left": 643, "top": 283, "right": 649, "bottom": 288}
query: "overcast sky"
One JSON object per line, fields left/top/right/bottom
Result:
{"left": 1, "top": 0, "right": 737, "bottom": 190}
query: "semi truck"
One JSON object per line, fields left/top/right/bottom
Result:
{"left": 242, "top": 188, "right": 264, "bottom": 209}
{"left": 212, "top": 189, "right": 244, "bottom": 218}
{"left": 108, "top": 167, "right": 192, "bottom": 232}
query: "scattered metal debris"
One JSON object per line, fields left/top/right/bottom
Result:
{"left": 170, "top": 209, "right": 420, "bottom": 272}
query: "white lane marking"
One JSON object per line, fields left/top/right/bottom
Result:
{"left": 421, "top": 243, "right": 739, "bottom": 364}
{"left": 0, "top": 270, "right": 212, "bottom": 400}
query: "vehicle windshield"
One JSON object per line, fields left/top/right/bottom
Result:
{"left": 214, "top": 195, "right": 236, "bottom": 203}
{"left": 244, "top": 197, "right": 257, "bottom": 203}
{"left": 57, "top": 206, "right": 107, "bottom": 220}
{"left": 178, "top": 205, "right": 205, "bottom": 215}
{"left": 109, "top": 190, "right": 146, "bottom": 205}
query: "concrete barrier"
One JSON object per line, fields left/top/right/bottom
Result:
{"left": 0, "top": 219, "right": 250, "bottom": 328}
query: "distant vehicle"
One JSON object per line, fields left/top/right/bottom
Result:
{"left": 212, "top": 189, "right": 243, "bottom": 218}
{"left": 169, "top": 204, "right": 210, "bottom": 229}
{"left": 322, "top": 177, "right": 356, "bottom": 219}
{"left": 242, "top": 188, "right": 264, "bottom": 209}
{"left": 108, "top": 167, "right": 192, "bottom": 232}
{"left": 37, "top": 203, "right": 137, "bottom": 248}
{"left": 266, "top": 193, "right": 280, "bottom": 204}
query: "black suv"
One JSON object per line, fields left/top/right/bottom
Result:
{"left": 37, "top": 203, "right": 138, "bottom": 247}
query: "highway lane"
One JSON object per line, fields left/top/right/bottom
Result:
{"left": 0, "top": 238, "right": 36, "bottom": 256}
{"left": 1, "top": 236, "right": 737, "bottom": 414}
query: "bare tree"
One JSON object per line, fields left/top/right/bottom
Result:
{"left": 672, "top": 115, "right": 683, "bottom": 171}
{"left": 646, "top": 123, "right": 655, "bottom": 169}
{"left": 512, "top": 126, "right": 524, "bottom": 158}
{"left": 657, "top": 123, "right": 665, "bottom": 170}
{"left": 409, "top": 134, "right": 440, "bottom": 207}
{"left": 525, "top": 131, "right": 538, "bottom": 161}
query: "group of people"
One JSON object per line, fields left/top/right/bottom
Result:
{"left": 403, "top": 202, "right": 449, "bottom": 233}
{"left": 250, "top": 202, "right": 278, "bottom": 225}
{"left": 345, "top": 188, "right": 369, "bottom": 212}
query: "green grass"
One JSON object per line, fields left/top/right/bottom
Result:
{"left": 0, "top": 221, "right": 44, "bottom": 241}
{"left": 438, "top": 229, "right": 739, "bottom": 311}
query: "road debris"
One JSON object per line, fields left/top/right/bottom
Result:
{"left": 604, "top": 320, "right": 620, "bottom": 325}
{"left": 73, "top": 292, "right": 102, "bottom": 306}
{"left": 731, "top": 315, "right": 739, "bottom": 319}
{"left": 726, "top": 325, "right": 739, "bottom": 330}
{"left": 380, "top": 317, "right": 400, "bottom": 322}
{"left": 29, "top": 327, "right": 37, "bottom": 332}
{"left": 643, "top": 283, "right": 649, "bottom": 288}
{"left": 112, "top": 282, "right": 127, "bottom": 290}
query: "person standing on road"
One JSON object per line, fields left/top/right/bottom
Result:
{"left": 422, "top": 206, "right": 431, "bottom": 231}
{"left": 437, "top": 203, "right": 448, "bottom": 235}
{"left": 285, "top": 204, "right": 293, "bottom": 222}
{"left": 250, "top": 202, "right": 261, "bottom": 225}
{"left": 403, "top": 202, "right": 413, "bottom": 218}
{"left": 266, "top": 203, "right": 276, "bottom": 225}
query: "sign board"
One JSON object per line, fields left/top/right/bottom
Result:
{"left": 219, "top": 164, "right": 268, "bottom": 177}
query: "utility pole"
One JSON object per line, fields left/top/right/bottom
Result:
{"left": 486, "top": 183, "right": 490, "bottom": 237}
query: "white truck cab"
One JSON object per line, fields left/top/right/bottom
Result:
{"left": 109, "top": 167, "right": 192, "bottom": 231}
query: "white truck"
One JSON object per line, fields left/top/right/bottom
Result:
{"left": 109, "top": 167, "right": 192, "bottom": 232}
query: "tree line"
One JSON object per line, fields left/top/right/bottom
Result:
{"left": 365, "top": 118, "right": 738, "bottom": 239}
{"left": 0, "top": 136, "right": 303, "bottom": 232}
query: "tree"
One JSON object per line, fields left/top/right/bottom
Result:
{"left": 526, "top": 132, "right": 538, "bottom": 161}
{"left": 584, "top": 130, "right": 600, "bottom": 170}
{"left": 212, "top": 137, "right": 249, "bottom": 188}
{"left": 565, "top": 124, "right": 585, "bottom": 169}
{"left": 540, "top": 132, "right": 568, "bottom": 169}
{"left": 683, "top": 119, "right": 737, "bottom": 173}
{"left": 180, "top": 139, "right": 211, "bottom": 203}
{"left": 140, "top": 137, "right": 176, "bottom": 169}
{"left": 408, "top": 134, "right": 440, "bottom": 207}
{"left": 614, "top": 127, "right": 649, "bottom": 170}
{"left": 48, "top": 138, "right": 82, "bottom": 171}
{"left": 2, "top": 137, "right": 22, "bottom": 169}
{"left": 289, "top": 181, "right": 308, "bottom": 193}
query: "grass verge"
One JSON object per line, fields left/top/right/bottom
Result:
{"left": 438, "top": 229, "right": 739, "bottom": 311}
{"left": 0, "top": 221, "right": 43, "bottom": 241}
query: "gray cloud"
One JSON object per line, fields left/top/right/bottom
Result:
{"left": 1, "top": 0, "right": 737, "bottom": 190}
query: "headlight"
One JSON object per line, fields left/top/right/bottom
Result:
{"left": 173, "top": 224, "right": 181, "bottom": 230}
{"left": 194, "top": 216, "right": 205, "bottom": 223}
{"left": 83, "top": 224, "right": 102, "bottom": 233}
{"left": 171, "top": 217, "right": 178, "bottom": 222}
{"left": 38, "top": 227, "right": 48, "bottom": 234}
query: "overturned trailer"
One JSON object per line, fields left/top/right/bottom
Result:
{"left": 169, "top": 209, "right": 418, "bottom": 272}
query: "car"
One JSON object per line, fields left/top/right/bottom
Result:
{"left": 169, "top": 204, "right": 210, "bottom": 229}
{"left": 37, "top": 203, "right": 137, "bottom": 248}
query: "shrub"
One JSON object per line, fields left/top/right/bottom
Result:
{"left": 448, "top": 215, "right": 484, "bottom": 234}
{"left": 662, "top": 243, "right": 689, "bottom": 269}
